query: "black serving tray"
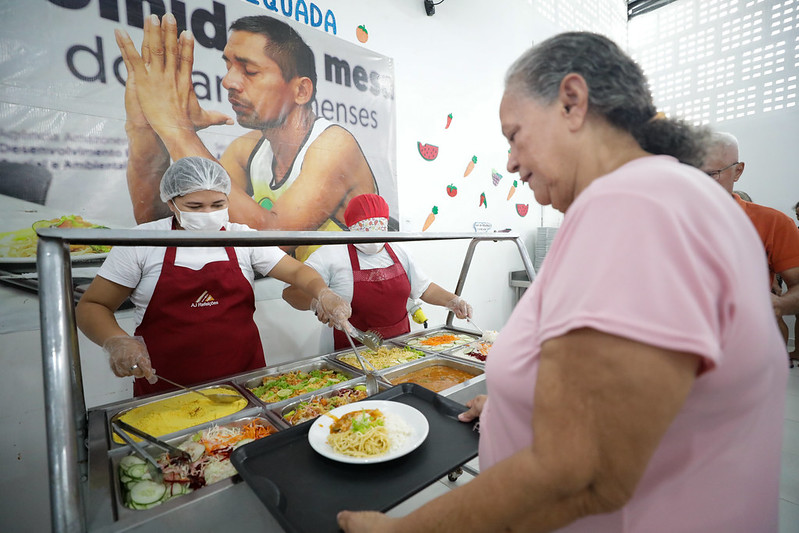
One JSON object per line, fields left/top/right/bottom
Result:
{"left": 230, "top": 383, "right": 479, "bottom": 533}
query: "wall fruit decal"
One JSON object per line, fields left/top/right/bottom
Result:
{"left": 516, "top": 203, "right": 529, "bottom": 217}
{"left": 445, "top": 113, "right": 453, "bottom": 129}
{"left": 422, "top": 206, "right": 438, "bottom": 231}
{"left": 491, "top": 168, "right": 503, "bottom": 186}
{"left": 446, "top": 184, "right": 458, "bottom": 197}
{"left": 507, "top": 179, "right": 518, "bottom": 200}
{"left": 479, "top": 192, "right": 487, "bottom": 208}
{"left": 356, "top": 25, "right": 368, "bottom": 43}
{"left": 417, "top": 142, "right": 439, "bottom": 161}
{"left": 464, "top": 155, "right": 477, "bottom": 176}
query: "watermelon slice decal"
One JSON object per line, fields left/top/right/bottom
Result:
{"left": 516, "top": 204, "right": 529, "bottom": 217}
{"left": 418, "top": 142, "right": 439, "bottom": 161}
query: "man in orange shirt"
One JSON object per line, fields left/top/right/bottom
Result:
{"left": 703, "top": 132, "right": 799, "bottom": 363}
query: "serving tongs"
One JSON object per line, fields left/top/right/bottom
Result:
{"left": 349, "top": 325, "right": 384, "bottom": 351}
{"left": 113, "top": 419, "right": 192, "bottom": 475}
{"left": 342, "top": 329, "right": 382, "bottom": 395}
{"left": 112, "top": 420, "right": 191, "bottom": 484}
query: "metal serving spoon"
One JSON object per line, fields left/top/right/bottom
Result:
{"left": 130, "top": 365, "right": 241, "bottom": 404}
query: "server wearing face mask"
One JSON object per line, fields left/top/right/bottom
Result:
{"left": 282, "top": 193, "right": 472, "bottom": 350}
{"left": 76, "top": 157, "right": 351, "bottom": 396}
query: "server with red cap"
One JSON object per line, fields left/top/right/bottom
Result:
{"left": 283, "top": 193, "right": 472, "bottom": 350}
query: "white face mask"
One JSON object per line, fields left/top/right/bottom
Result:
{"left": 354, "top": 242, "right": 385, "bottom": 255}
{"left": 173, "top": 205, "right": 229, "bottom": 231}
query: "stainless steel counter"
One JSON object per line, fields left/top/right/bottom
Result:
{"left": 85, "top": 341, "right": 487, "bottom": 532}
{"left": 36, "top": 229, "right": 532, "bottom": 532}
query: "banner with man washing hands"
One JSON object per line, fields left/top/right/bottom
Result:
{"left": 0, "top": 0, "right": 397, "bottom": 263}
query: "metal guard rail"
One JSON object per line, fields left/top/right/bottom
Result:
{"left": 36, "top": 228, "right": 535, "bottom": 532}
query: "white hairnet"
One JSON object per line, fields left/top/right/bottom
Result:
{"left": 159, "top": 156, "right": 232, "bottom": 202}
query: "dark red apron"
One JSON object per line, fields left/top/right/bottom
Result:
{"left": 333, "top": 243, "right": 411, "bottom": 350}
{"left": 133, "top": 223, "right": 265, "bottom": 396}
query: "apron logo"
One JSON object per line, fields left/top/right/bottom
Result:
{"left": 191, "top": 290, "right": 219, "bottom": 308}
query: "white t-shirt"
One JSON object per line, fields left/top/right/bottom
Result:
{"left": 97, "top": 217, "right": 286, "bottom": 327}
{"left": 299, "top": 243, "right": 432, "bottom": 303}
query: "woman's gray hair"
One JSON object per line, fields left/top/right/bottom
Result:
{"left": 506, "top": 32, "right": 711, "bottom": 168}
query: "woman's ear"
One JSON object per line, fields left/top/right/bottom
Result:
{"left": 294, "top": 77, "right": 314, "bottom": 105}
{"left": 559, "top": 73, "right": 588, "bottom": 127}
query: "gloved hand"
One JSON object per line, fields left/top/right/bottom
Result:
{"left": 445, "top": 296, "right": 473, "bottom": 319}
{"left": 313, "top": 287, "right": 352, "bottom": 330}
{"left": 310, "top": 297, "right": 331, "bottom": 325}
{"left": 102, "top": 335, "right": 157, "bottom": 384}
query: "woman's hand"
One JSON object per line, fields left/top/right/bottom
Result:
{"left": 337, "top": 510, "right": 398, "bottom": 533}
{"left": 445, "top": 296, "right": 473, "bottom": 319}
{"left": 458, "top": 394, "right": 487, "bottom": 422}
{"left": 103, "top": 335, "right": 157, "bottom": 384}
{"left": 314, "top": 287, "right": 352, "bottom": 330}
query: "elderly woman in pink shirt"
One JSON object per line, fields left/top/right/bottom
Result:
{"left": 338, "top": 32, "right": 787, "bottom": 533}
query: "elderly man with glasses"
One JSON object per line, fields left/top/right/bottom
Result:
{"left": 702, "top": 132, "right": 799, "bottom": 364}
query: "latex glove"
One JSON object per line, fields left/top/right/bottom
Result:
{"left": 310, "top": 297, "right": 332, "bottom": 325}
{"left": 314, "top": 288, "right": 352, "bottom": 330}
{"left": 445, "top": 296, "right": 473, "bottom": 319}
{"left": 102, "top": 335, "right": 157, "bottom": 384}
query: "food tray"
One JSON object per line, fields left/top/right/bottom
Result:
{"left": 381, "top": 356, "right": 485, "bottom": 395}
{"left": 274, "top": 375, "right": 391, "bottom": 426}
{"left": 111, "top": 415, "right": 281, "bottom": 520}
{"left": 396, "top": 328, "right": 480, "bottom": 352}
{"left": 329, "top": 342, "right": 428, "bottom": 372}
{"left": 230, "top": 383, "right": 480, "bottom": 533}
{"left": 234, "top": 358, "right": 358, "bottom": 408}
{"left": 107, "top": 383, "right": 259, "bottom": 448}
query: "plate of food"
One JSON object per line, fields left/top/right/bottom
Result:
{"left": 0, "top": 215, "right": 112, "bottom": 263}
{"left": 307, "top": 400, "right": 429, "bottom": 464}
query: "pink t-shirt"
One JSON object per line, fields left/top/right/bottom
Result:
{"left": 480, "top": 155, "right": 787, "bottom": 532}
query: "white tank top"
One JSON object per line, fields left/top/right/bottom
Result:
{"left": 247, "top": 117, "right": 346, "bottom": 261}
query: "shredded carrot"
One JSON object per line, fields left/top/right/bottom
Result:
{"left": 200, "top": 421, "right": 277, "bottom": 454}
{"left": 421, "top": 334, "right": 458, "bottom": 346}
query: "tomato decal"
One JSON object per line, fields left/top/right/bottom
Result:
{"left": 446, "top": 184, "right": 457, "bottom": 197}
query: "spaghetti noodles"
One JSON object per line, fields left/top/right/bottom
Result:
{"left": 338, "top": 346, "right": 426, "bottom": 370}
{"left": 327, "top": 409, "right": 390, "bottom": 458}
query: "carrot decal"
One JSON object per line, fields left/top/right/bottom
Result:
{"left": 463, "top": 155, "right": 477, "bottom": 177}
{"left": 356, "top": 25, "right": 368, "bottom": 43}
{"left": 507, "top": 179, "right": 518, "bottom": 200}
{"left": 422, "top": 206, "right": 438, "bottom": 231}
{"left": 445, "top": 113, "right": 453, "bottom": 129}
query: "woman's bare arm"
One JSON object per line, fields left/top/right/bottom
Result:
{"left": 338, "top": 327, "right": 700, "bottom": 532}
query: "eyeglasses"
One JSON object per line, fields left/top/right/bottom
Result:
{"left": 705, "top": 161, "right": 740, "bottom": 179}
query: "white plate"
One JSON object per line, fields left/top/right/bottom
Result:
{"left": 308, "top": 400, "right": 429, "bottom": 464}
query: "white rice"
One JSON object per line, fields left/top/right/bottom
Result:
{"left": 384, "top": 412, "right": 413, "bottom": 451}
{"left": 481, "top": 330, "right": 498, "bottom": 343}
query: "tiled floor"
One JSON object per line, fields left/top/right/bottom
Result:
{"left": 390, "top": 364, "right": 799, "bottom": 533}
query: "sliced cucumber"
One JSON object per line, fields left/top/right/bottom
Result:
{"left": 126, "top": 463, "right": 149, "bottom": 480}
{"left": 129, "top": 480, "right": 167, "bottom": 505}
{"left": 120, "top": 474, "right": 132, "bottom": 484}
{"left": 119, "top": 455, "right": 145, "bottom": 472}
{"left": 232, "top": 438, "right": 254, "bottom": 450}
